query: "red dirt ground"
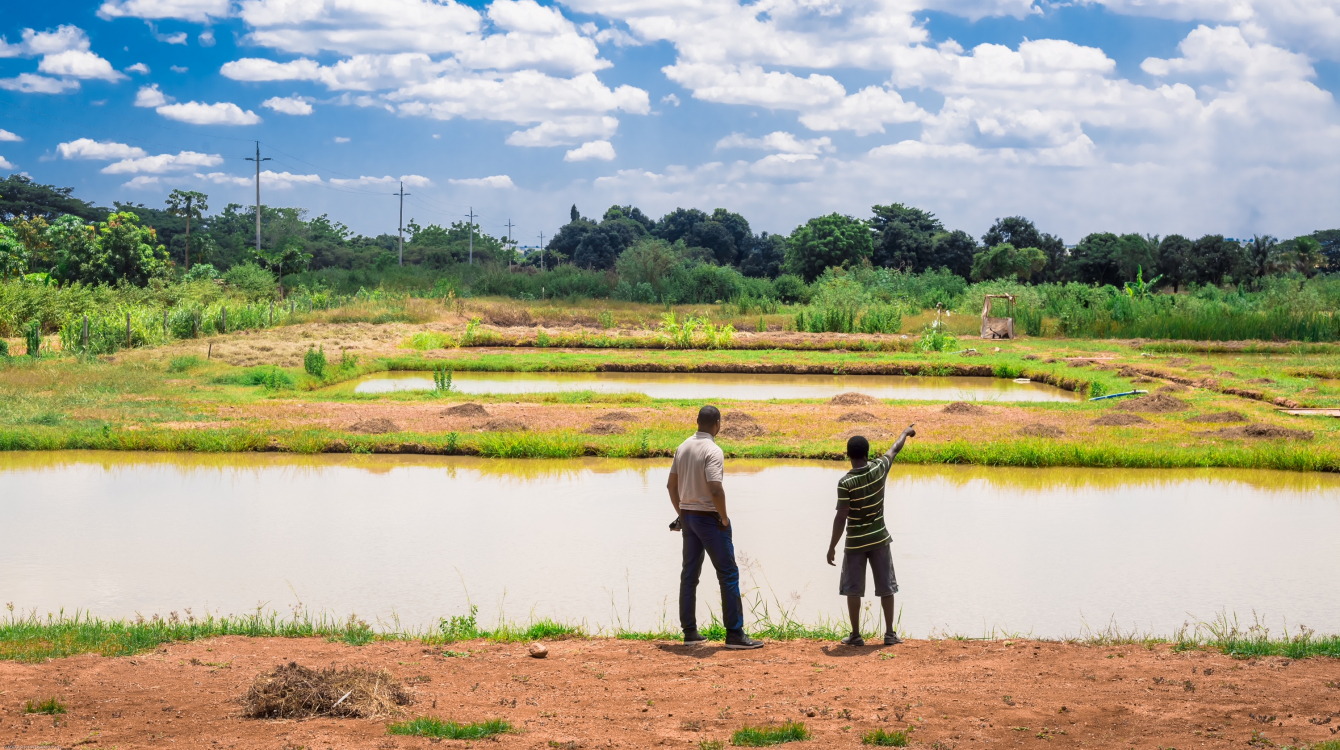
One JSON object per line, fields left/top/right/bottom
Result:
{"left": 2, "top": 637, "right": 1337, "bottom": 749}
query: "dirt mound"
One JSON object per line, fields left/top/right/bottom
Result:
{"left": 1213, "top": 424, "right": 1313, "bottom": 440}
{"left": 959, "top": 349, "right": 982, "bottom": 357}
{"left": 1187, "top": 411, "right": 1248, "bottom": 423}
{"left": 346, "top": 418, "right": 400, "bottom": 434}
{"left": 442, "top": 403, "right": 489, "bottom": 418}
{"left": 1018, "top": 423, "right": 1064, "bottom": 438}
{"left": 719, "top": 412, "right": 767, "bottom": 439}
{"left": 1132, "top": 377, "right": 1157, "bottom": 384}
{"left": 1157, "top": 383, "right": 1188, "bottom": 393}
{"left": 836, "top": 411, "right": 878, "bottom": 423}
{"left": 1247, "top": 377, "right": 1274, "bottom": 384}
{"left": 1168, "top": 357, "right": 1191, "bottom": 366}
{"left": 1116, "top": 393, "right": 1189, "bottom": 413}
{"left": 1090, "top": 413, "right": 1150, "bottom": 426}
{"left": 1022, "top": 354, "right": 1040, "bottom": 361}
{"left": 1189, "top": 364, "right": 1214, "bottom": 372}
{"left": 829, "top": 392, "right": 880, "bottom": 406}
{"left": 584, "top": 422, "right": 626, "bottom": 435}
{"left": 243, "top": 662, "right": 412, "bottom": 719}
{"left": 1218, "top": 371, "right": 1238, "bottom": 377}
{"left": 597, "top": 411, "right": 639, "bottom": 422}
{"left": 942, "top": 401, "right": 986, "bottom": 415}
{"left": 481, "top": 418, "right": 527, "bottom": 432}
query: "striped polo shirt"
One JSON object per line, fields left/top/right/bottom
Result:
{"left": 836, "top": 455, "right": 893, "bottom": 552}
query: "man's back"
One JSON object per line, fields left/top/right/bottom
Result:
{"left": 837, "top": 455, "right": 892, "bottom": 551}
{"left": 671, "top": 432, "right": 724, "bottom": 513}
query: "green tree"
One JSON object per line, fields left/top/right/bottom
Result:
{"left": 615, "top": 238, "right": 684, "bottom": 300}
{"left": 50, "top": 211, "right": 168, "bottom": 286}
{"left": 1240, "top": 234, "right": 1277, "bottom": 285}
{"left": 1114, "top": 234, "right": 1159, "bottom": 283}
{"left": 970, "top": 243, "right": 1047, "bottom": 282}
{"left": 253, "top": 241, "right": 311, "bottom": 298}
{"left": 165, "top": 189, "right": 209, "bottom": 271}
{"left": 1185, "top": 235, "right": 1244, "bottom": 286}
{"left": 0, "top": 174, "right": 107, "bottom": 223}
{"left": 928, "top": 230, "right": 977, "bottom": 279}
{"left": 1156, "top": 234, "right": 1193, "bottom": 291}
{"left": 1069, "top": 232, "right": 1121, "bottom": 285}
{"left": 741, "top": 232, "right": 786, "bottom": 278}
{"left": 982, "top": 216, "right": 1067, "bottom": 281}
{"left": 0, "top": 224, "right": 29, "bottom": 279}
{"left": 784, "top": 213, "right": 872, "bottom": 282}
{"left": 869, "top": 203, "right": 943, "bottom": 271}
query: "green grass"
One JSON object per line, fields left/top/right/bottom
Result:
{"left": 862, "top": 728, "right": 908, "bottom": 747}
{"left": 386, "top": 717, "right": 510, "bottom": 739}
{"left": 24, "top": 697, "right": 67, "bottom": 715}
{"left": 731, "top": 721, "right": 810, "bottom": 746}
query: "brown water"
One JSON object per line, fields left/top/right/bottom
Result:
{"left": 351, "top": 370, "right": 1080, "bottom": 401}
{"left": 3, "top": 452, "right": 1337, "bottom": 637}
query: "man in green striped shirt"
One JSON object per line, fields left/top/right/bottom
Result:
{"left": 826, "top": 425, "right": 916, "bottom": 647}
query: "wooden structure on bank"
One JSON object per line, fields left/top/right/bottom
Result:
{"left": 981, "top": 294, "right": 1016, "bottom": 339}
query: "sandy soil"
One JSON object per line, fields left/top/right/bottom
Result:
{"left": 2, "top": 637, "right": 1337, "bottom": 749}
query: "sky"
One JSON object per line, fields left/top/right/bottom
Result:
{"left": 1, "top": 0, "right": 1338, "bottom": 246}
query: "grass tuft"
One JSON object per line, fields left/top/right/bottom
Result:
{"left": 386, "top": 717, "right": 510, "bottom": 739}
{"left": 862, "top": 728, "right": 908, "bottom": 746}
{"left": 731, "top": 721, "right": 809, "bottom": 746}
{"left": 25, "top": 697, "right": 67, "bottom": 715}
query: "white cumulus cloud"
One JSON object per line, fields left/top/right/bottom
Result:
{"left": 122, "top": 175, "right": 161, "bottom": 188}
{"left": 58, "top": 138, "right": 148, "bottom": 160}
{"left": 0, "top": 156, "right": 15, "bottom": 169}
{"left": 198, "top": 170, "right": 323, "bottom": 188}
{"left": 134, "top": 83, "right": 171, "bottom": 107}
{"left": 564, "top": 140, "right": 616, "bottom": 161}
{"left": 330, "top": 174, "right": 434, "bottom": 187}
{"left": 0, "top": 74, "right": 80, "bottom": 94}
{"left": 0, "top": 129, "right": 22, "bottom": 142}
{"left": 102, "top": 150, "right": 224, "bottom": 174}
{"left": 126, "top": 62, "right": 150, "bottom": 74}
{"left": 97, "top": 0, "right": 231, "bottom": 22}
{"left": 37, "top": 50, "right": 126, "bottom": 81}
{"left": 156, "top": 101, "right": 262, "bottom": 125}
{"left": 447, "top": 174, "right": 516, "bottom": 188}
{"left": 262, "top": 95, "right": 314, "bottom": 115}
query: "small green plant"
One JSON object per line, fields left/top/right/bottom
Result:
{"left": 731, "top": 721, "right": 809, "bottom": 746}
{"left": 433, "top": 364, "right": 453, "bottom": 394}
{"left": 167, "top": 355, "right": 204, "bottom": 373}
{"left": 536, "top": 328, "right": 551, "bottom": 347}
{"left": 25, "top": 698, "right": 67, "bottom": 715}
{"left": 23, "top": 318, "right": 40, "bottom": 356}
{"left": 862, "top": 728, "right": 908, "bottom": 747}
{"left": 303, "top": 345, "right": 327, "bottom": 377}
{"left": 597, "top": 309, "right": 615, "bottom": 329}
{"left": 340, "top": 615, "right": 375, "bottom": 646}
{"left": 339, "top": 348, "right": 359, "bottom": 370}
{"left": 405, "top": 331, "right": 453, "bottom": 350}
{"left": 914, "top": 323, "right": 956, "bottom": 353}
{"left": 386, "top": 717, "right": 510, "bottom": 739}
{"left": 756, "top": 316, "right": 766, "bottom": 333}
{"left": 1123, "top": 265, "right": 1164, "bottom": 301}
{"left": 461, "top": 317, "right": 482, "bottom": 345}
{"left": 0, "top": 339, "right": 9, "bottom": 357}
{"left": 699, "top": 740, "right": 726, "bottom": 750}
{"left": 439, "top": 606, "right": 481, "bottom": 641}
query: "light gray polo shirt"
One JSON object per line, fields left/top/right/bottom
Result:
{"left": 670, "top": 431, "right": 725, "bottom": 512}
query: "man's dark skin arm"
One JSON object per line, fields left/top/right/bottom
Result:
{"left": 826, "top": 424, "right": 915, "bottom": 566}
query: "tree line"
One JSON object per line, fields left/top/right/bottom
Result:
{"left": 2, "top": 173, "right": 1338, "bottom": 295}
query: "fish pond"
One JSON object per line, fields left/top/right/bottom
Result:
{"left": 3, "top": 452, "right": 1337, "bottom": 638}
{"left": 350, "top": 370, "right": 1081, "bottom": 401}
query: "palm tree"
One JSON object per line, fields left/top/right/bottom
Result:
{"left": 165, "top": 189, "right": 208, "bottom": 271}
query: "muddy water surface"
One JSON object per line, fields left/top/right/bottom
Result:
{"left": 351, "top": 370, "right": 1080, "bottom": 401}
{"left": 4, "top": 452, "right": 1337, "bottom": 637}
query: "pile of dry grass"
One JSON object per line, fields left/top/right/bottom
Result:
{"left": 1116, "top": 393, "right": 1188, "bottom": 413}
{"left": 1212, "top": 424, "right": 1313, "bottom": 440}
{"left": 1018, "top": 423, "right": 1065, "bottom": 438}
{"left": 829, "top": 392, "right": 880, "bottom": 406}
{"left": 584, "top": 422, "right": 625, "bottom": 435}
{"left": 482, "top": 418, "right": 527, "bottom": 432}
{"left": 243, "top": 662, "right": 412, "bottom": 719}
{"left": 942, "top": 402, "right": 986, "bottom": 415}
{"left": 1187, "top": 411, "right": 1247, "bottom": 423}
{"left": 1090, "top": 413, "right": 1150, "bottom": 427}
{"left": 597, "top": 411, "right": 640, "bottom": 422}
{"left": 443, "top": 403, "right": 489, "bottom": 418}
{"left": 720, "top": 412, "right": 767, "bottom": 439}
{"left": 836, "top": 411, "right": 877, "bottom": 423}
{"left": 347, "top": 418, "right": 401, "bottom": 434}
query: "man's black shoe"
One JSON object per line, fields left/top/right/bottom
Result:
{"left": 683, "top": 631, "right": 708, "bottom": 644}
{"left": 840, "top": 633, "right": 865, "bottom": 647}
{"left": 724, "top": 634, "right": 764, "bottom": 650}
{"left": 884, "top": 632, "right": 904, "bottom": 646}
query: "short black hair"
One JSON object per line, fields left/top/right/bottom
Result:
{"left": 697, "top": 405, "right": 721, "bottom": 429}
{"left": 846, "top": 435, "right": 869, "bottom": 460}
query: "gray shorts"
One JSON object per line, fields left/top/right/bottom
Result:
{"left": 839, "top": 543, "right": 898, "bottom": 597}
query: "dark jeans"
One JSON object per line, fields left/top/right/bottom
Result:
{"left": 679, "top": 513, "right": 744, "bottom": 635}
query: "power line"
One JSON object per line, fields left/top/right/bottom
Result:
{"left": 243, "top": 141, "right": 270, "bottom": 254}
{"left": 394, "top": 181, "right": 410, "bottom": 266}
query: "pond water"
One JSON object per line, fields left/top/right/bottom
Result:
{"left": 351, "top": 371, "right": 1080, "bottom": 402}
{"left": 4, "top": 452, "right": 1338, "bottom": 638}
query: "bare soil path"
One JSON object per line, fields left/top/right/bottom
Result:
{"left": 3, "top": 637, "right": 1337, "bottom": 749}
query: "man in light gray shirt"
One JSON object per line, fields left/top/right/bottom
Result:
{"left": 667, "top": 405, "right": 763, "bottom": 649}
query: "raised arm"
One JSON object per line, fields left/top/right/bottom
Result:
{"left": 882, "top": 424, "right": 916, "bottom": 462}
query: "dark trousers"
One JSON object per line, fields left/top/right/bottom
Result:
{"left": 679, "top": 513, "right": 744, "bottom": 635}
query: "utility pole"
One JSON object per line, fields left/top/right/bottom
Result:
{"left": 538, "top": 231, "right": 545, "bottom": 272}
{"left": 505, "top": 218, "right": 515, "bottom": 267}
{"left": 394, "top": 181, "right": 410, "bottom": 266}
{"left": 466, "top": 207, "right": 475, "bottom": 265}
{"left": 244, "top": 142, "right": 270, "bottom": 256}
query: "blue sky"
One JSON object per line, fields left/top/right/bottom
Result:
{"left": 1, "top": 0, "right": 1338, "bottom": 245}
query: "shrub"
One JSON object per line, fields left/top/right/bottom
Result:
{"left": 731, "top": 721, "right": 809, "bottom": 746}
{"left": 304, "top": 345, "right": 327, "bottom": 377}
{"left": 862, "top": 728, "right": 908, "bottom": 746}
{"left": 22, "top": 318, "right": 40, "bottom": 356}
{"left": 771, "top": 274, "right": 809, "bottom": 303}
{"left": 0, "top": 339, "right": 8, "bottom": 357}
{"left": 182, "top": 263, "right": 220, "bottom": 282}
{"left": 167, "top": 355, "right": 204, "bottom": 373}
{"left": 386, "top": 717, "right": 510, "bottom": 739}
{"left": 223, "top": 262, "right": 276, "bottom": 301}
